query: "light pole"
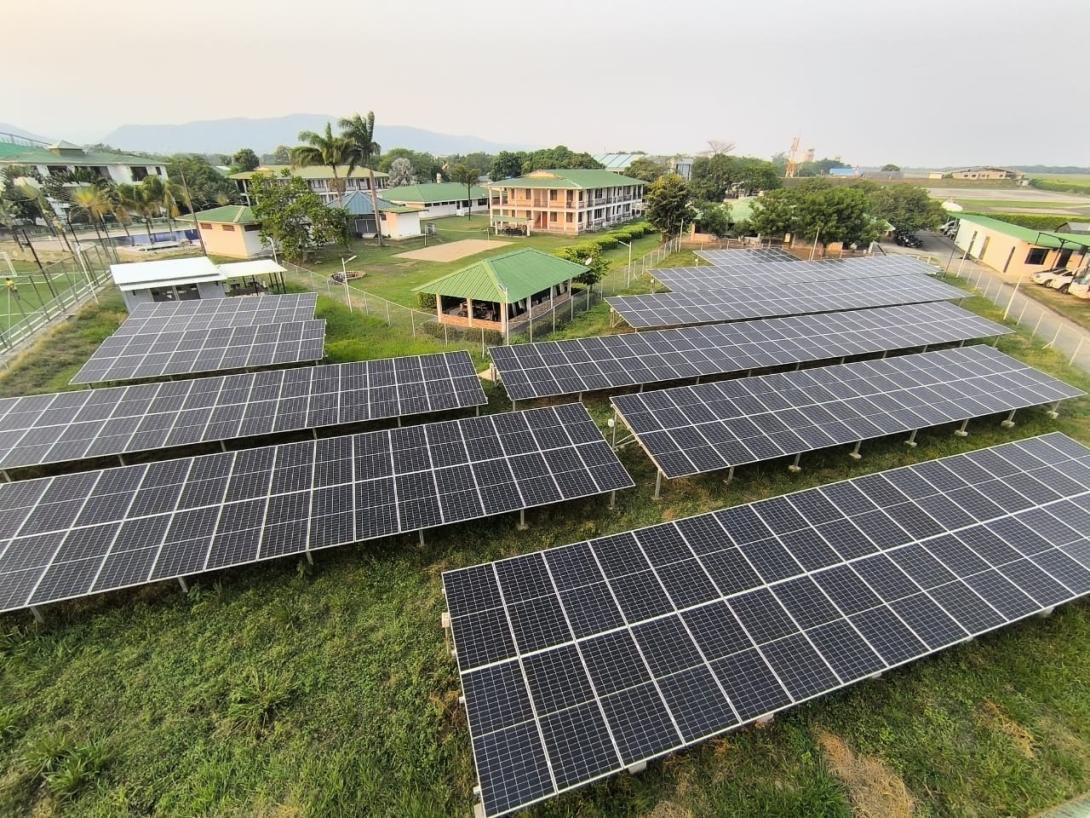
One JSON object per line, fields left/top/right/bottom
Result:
{"left": 341, "top": 254, "right": 357, "bottom": 312}
{"left": 617, "top": 240, "right": 633, "bottom": 287}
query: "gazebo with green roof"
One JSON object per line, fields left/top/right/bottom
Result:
{"left": 413, "top": 248, "right": 588, "bottom": 341}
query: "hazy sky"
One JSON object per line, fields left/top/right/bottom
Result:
{"left": 6, "top": 0, "right": 1089, "bottom": 166}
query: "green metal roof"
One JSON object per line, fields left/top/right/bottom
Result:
{"left": 231, "top": 165, "right": 388, "bottom": 180}
{"left": 0, "top": 144, "right": 164, "bottom": 166}
{"left": 178, "top": 205, "right": 257, "bottom": 225}
{"left": 413, "top": 248, "right": 587, "bottom": 303}
{"left": 383, "top": 182, "right": 488, "bottom": 204}
{"left": 487, "top": 169, "right": 645, "bottom": 190}
{"left": 956, "top": 213, "right": 1090, "bottom": 250}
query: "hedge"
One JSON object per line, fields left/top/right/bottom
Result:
{"left": 961, "top": 212, "right": 1076, "bottom": 231}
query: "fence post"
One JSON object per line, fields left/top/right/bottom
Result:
{"left": 411, "top": 310, "right": 416, "bottom": 337}
{"left": 385, "top": 302, "right": 391, "bottom": 326}
{"left": 1070, "top": 337, "right": 1085, "bottom": 366}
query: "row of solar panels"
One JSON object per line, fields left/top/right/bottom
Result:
{"left": 443, "top": 432, "right": 1090, "bottom": 816}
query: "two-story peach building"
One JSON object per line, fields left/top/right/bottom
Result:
{"left": 488, "top": 169, "right": 644, "bottom": 235}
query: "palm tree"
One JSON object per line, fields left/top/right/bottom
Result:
{"left": 339, "top": 112, "right": 384, "bottom": 246}
{"left": 105, "top": 183, "right": 133, "bottom": 240}
{"left": 70, "top": 185, "right": 112, "bottom": 247}
{"left": 291, "top": 122, "right": 351, "bottom": 197}
{"left": 162, "top": 181, "right": 184, "bottom": 234}
{"left": 449, "top": 164, "right": 478, "bottom": 219}
{"left": 133, "top": 181, "right": 162, "bottom": 243}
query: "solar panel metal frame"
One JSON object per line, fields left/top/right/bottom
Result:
{"left": 117, "top": 293, "right": 318, "bottom": 335}
{"left": 652, "top": 257, "right": 938, "bottom": 291}
{"left": 489, "top": 302, "right": 1009, "bottom": 402}
{"left": 70, "top": 319, "right": 327, "bottom": 384}
{"left": 442, "top": 432, "right": 1090, "bottom": 817}
{"left": 607, "top": 274, "right": 965, "bottom": 329}
{"left": 0, "top": 403, "right": 634, "bottom": 615}
{"left": 0, "top": 352, "right": 486, "bottom": 471}
{"left": 694, "top": 248, "right": 799, "bottom": 265}
{"left": 611, "top": 345, "right": 1083, "bottom": 479}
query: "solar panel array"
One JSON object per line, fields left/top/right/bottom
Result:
{"left": 118, "top": 293, "right": 318, "bottom": 335}
{"left": 0, "top": 404, "right": 633, "bottom": 614}
{"left": 442, "top": 432, "right": 1090, "bottom": 817}
{"left": 0, "top": 352, "right": 486, "bottom": 470}
{"left": 695, "top": 248, "right": 798, "bottom": 265}
{"left": 607, "top": 275, "right": 964, "bottom": 329}
{"left": 490, "top": 302, "right": 1008, "bottom": 401}
{"left": 71, "top": 320, "right": 327, "bottom": 384}
{"left": 652, "top": 257, "right": 937, "bottom": 292}
{"left": 612, "top": 346, "right": 1082, "bottom": 479}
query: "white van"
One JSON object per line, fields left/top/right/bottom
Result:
{"left": 1033, "top": 267, "right": 1069, "bottom": 286}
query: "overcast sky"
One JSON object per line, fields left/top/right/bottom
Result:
{"left": 6, "top": 0, "right": 1088, "bottom": 166}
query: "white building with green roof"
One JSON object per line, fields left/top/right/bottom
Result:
{"left": 382, "top": 182, "right": 489, "bottom": 219}
{"left": 231, "top": 165, "right": 389, "bottom": 206}
{"left": 487, "top": 169, "right": 645, "bottom": 235}
{"left": 0, "top": 140, "right": 167, "bottom": 184}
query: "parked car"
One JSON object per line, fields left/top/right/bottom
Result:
{"left": 939, "top": 220, "right": 959, "bottom": 237}
{"left": 894, "top": 231, "right": 923, "bottom": 248}
{"left": 1065, "top": 270, "right": 1090, "bottom": 299}
{"left": 1047, "top": 270, "right": 1078, "bottom": 292}
{"left": 1033, "top": 267, "right": 1069, "bottom": 286}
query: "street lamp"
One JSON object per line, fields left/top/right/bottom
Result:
{"left": 341, "top": 254, "right": 357, "bottom": 312}
{"left": 616, "top": 239, "right": 633, "bottom": 287}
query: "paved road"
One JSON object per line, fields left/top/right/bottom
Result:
{"left": 878, "top": 234, "right": 1090, "bottom": 373}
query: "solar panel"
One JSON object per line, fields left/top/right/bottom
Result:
{"left": 490, "top": 302, "right": 1008, "bottom": 402}
{"left": 0, "top": 352, "right": 486, "bottom": 470}
{"left": 607, "top": 275, "right": 964, "bottom": 329}
{"left": 442, "top": 432, "right": 1090, "bottom": 817}
{"left": 70, "top": 320, "right": 327, "bottom": 384}
{"left": 695, "top": 248, "right": 799, "bottom": 265}
{"left": 118, "top": 293, "right": 318, "bottom": 335}
{"left": 0, "top": 404, "right": 633, "bottom": 614}
{"left": 611, "top": 346, "right": 1082, "bottom": 479}
{"left": 653, "top": 258, "right": 937, "bottom": 291}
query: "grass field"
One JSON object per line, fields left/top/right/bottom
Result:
{"left": 1014, "top": 279, "right": 1090, "bottom": 334}
{"left": 0, "top": 271, "right": 1089, "bottom": 818}
{"left": 947, "top": 198, "right": 1090, "bottom": 214}
{"left": 298, "top": 215, "right": 663, "bottom": 308}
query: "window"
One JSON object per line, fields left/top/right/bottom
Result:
{"left": 199, "top": 223, "right": 213, "bottom": 230}
{"left": 549, "top": 211, "right": 557, "bottom": 222}
{"left": 549, "top": 189, "right": 557, "bottom": 201}
{"left": 244, "top": 224, "right": 260, "bottom": 232}
{"left": 1025, "top": 247, "right": 1048, "bottom": 265}
{"left": 222, "top": 224, "right": 236, "bottom": 232}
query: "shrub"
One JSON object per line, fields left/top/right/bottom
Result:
{"left": 960, "top": 212, "right": 1074, "bottom": 231}
{"left": 417, "top": 292, "right": 437, "bottom": 310}
{"left": 1029, "top": 177, "right": 1090, "bottom": 195}
{"left": 45, "top": 742, "right": 110, "bottom": 800}
{"left": 218, "top": 667, "right": 297, "bottom": 736}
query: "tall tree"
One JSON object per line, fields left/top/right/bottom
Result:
{"left": 250, "top": 171, "right": 344, "bottom": 261}
{"left": 644, "top": 174, "right": 694, "bottom": 236}
{"left": 689, "top": 154, "right": 739, "bottom": 202}
{"left": 625, "top": 157, "right": 667, "bottom": 184}
{"left": 866, "top": 185, "right": 943, "bottom": 234}
{"left": 448, "top": 164, "right": 478, "bottom": 218}
{"left": 271, "top": 145, "right": 292, "bottom": 164}
{"left": 231, "top": 148, "right": 260, "bottom": 172}
{"left": 749, "top": 189, "right": 798, "bottom": 238}
{"left": 338, "top": 112, "right": 384, "bottom": 247}
{"left": 379, "top": 148, "right": 441, "bottom": 183}
{"left": 292, "top": 122, "right": 351, "bottom": 196}
{"left": 69, "top": 185, "right": 114, "bottom": 249}
{"left": 165, "top": 155, "right": 236, "bottom": 210}
{"left": 387, "top": 157, "right": 413, "bottom": 187}
{"left": 490, "top": 151, "right": 524, "bottom": 181}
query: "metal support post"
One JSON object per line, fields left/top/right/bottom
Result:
{"left": 788, "top": 453, "right": 802, "bottom": 473}
{"left": 305, "top": 551, "right": 314, "bottom": 565}
{"left": 178, "top": 577, "right": 189, "bottom": 593}
{"left": 1048, "top": 401, "right": 1060, "bottom": 420}
{"left": 609, "top": 490, "right": 616, "bottom": 511}
{"left": 517, "top": 508, "right": 528, "bottom": 531}
{"left": 849, "top": 440, "right": 862, "bottom": 461}
{"left": 30, "top": 606, "right": 44, "bottom": 624}
{"left": 1001, "top": 410, "right": 1016, "bottom": 429}
{"left": 724, "top": 465, "right": 735, "bottom": 484}
{"left": 653, "top": 470, "right": 663, "bottom": 500}
{"left": 905, "top": 428, "right": 918, "bottom": 448}
{"left": 419, "top": 529, "right": 425, "bottom": 547}
{"left": 954, "top": 418, "right": 970, "bottom": 437}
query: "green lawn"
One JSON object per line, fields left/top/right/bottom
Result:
{"left": 0, "top": 273, "right": 1089, "bottom": 817}
{"left": 949, "top": 198, "right": 1090, "bottom": 214}
{"left": 0, "top": 263, "right": 89, "bottom": 334}
{"left": 300, "top": 215, "right": 663, "bottom": 308}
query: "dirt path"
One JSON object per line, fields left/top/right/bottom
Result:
{"left": 394, "top": 239, "right": 509, "bottom": 263}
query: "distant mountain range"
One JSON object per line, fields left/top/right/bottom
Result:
{"left": 0, "top": 122, "right": 51, "bottom": 144}
{"left": 95, "top": 114, "right": 529, "bottom": 156}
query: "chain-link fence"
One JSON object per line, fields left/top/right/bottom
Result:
{"left": 951, "top": 263, "right": 1090, "bottom": 371}
{"left": 0, "top": 250, "right": 112, "bottom": 362}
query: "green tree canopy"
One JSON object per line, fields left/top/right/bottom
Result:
{"left": 689, "top": 154, "right": 739, "bottom": 201}
{"left": 292, "top": 123, "right": 352, "bottom": 194}
{"left": 796, "top": 157, "right": 850, "bottom": 177}
{"left": 231, "top": 148, "right": 260, "bottom": 172}
{"left": 750, "top": 185, "right": 881, "bottom": 246}
{"left": 271, "top": 145, "right": 291, "bottom": 164}
{"left": 444, "top": 152, "right": 493, "bottom": 178}
{"left": 490, "top": 151, "right": 523, "bottom": 181}
{"left": 644, "top": 174, "right": 694, "bottom": 236}
{"left": 250, "top": 171, "right": 345, "bottom": 261}
{"left": 866, "top": 184, "right": 944, "bottom": 234}
{"left": 165, "top": 154, "right": 237, "bottom": 211}
{"left": 880, "top": 163, "right": 901, "bottom": 171}
{"left": 448, "top": 164, "right": 479, "bottom": 218}
{"left": 521, "top": 145, "right": 602, "bottom": 172}
{"left": 694, "top": 202, "right": 731, "bottom": 237}
{"left": 625, "top": 157, "right": 667, "bottom": 184}
{"left": 379, "top": 148, "right": 441, "bottom": 183}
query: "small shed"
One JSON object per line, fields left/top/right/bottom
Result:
{"left": 413, "top": 248, "right": 588, "bottom": 341}
{"left": 110, "top": 257, "right": 288, "bottom": 310}
{"left": 180, "top": 205, "right": 266, "bottom": 259}
{"left": 332, "top": 191, "right": 421, "bottom": 240}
